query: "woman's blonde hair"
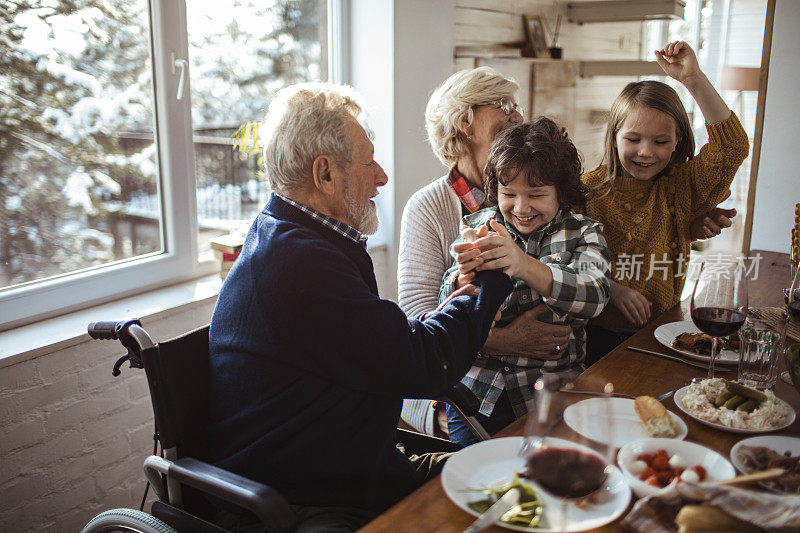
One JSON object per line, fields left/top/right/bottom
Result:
{"left": 595, "top": 80, "right": 694, "bottom": 198}
{"left": 425, "top": 67, "right": 519, "bottom": 167}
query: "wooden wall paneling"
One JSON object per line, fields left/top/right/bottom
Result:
{"left": 477, "top": 58, "right": 533, "bottom": 112}
{"left": 452, "top": 1, "right": 656, "bottom": 177}
{"left": 531, "top": 62, "right": 579, "bottom": 135}
{"left": 559, "top": 21, "right": 643, "bottom": 59}
{"left": 455, "top": 23, "right": 524, "bottom": 45}
{"left": 456, "top": 0, "right": 554, "bottom": 15}
{"left": 454, "top": 0, "right": 560, "bottom": 47}
{"left": 454, "top": 57, "right": 475, "bottom": 72}
{"left": 454, "top": 7, "right": 521, "bottom": 30}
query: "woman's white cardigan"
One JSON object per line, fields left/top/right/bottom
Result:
{"left": 397, "top": 175, "right": 463, "bottom": 435}
{"left": 398, "top": 175, "right": 463, "bottom": 318}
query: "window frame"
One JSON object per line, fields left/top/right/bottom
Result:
{"left": 0, "top": 0, "right": 343, "bottom": 332}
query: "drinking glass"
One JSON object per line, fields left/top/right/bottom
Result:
{"left": 737, "top": 310, "right": 787, "bottom": 389}
{"left": 781, "top": 267, "right": 800, "bottom": 384}
{"left": 789, "top": 266, "right": 800, "bottom": 322}
{"left": 690, "top": 260, "right": 748, "bottom": 379}
{"left": 521, "top": 375, "right": 615, "bottom": 531}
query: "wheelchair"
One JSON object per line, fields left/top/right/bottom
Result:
{"left": 80, "top": 319, "right": 488, "bottom": 533}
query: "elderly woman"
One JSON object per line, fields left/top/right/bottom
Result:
{"left": 397, "top": 67, "right": 572, "bottom": 441}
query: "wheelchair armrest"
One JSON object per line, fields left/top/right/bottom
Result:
{"left": 443, "top": 382, "right": 480, "bottom": 416}
{"left": 169, "top": 457, "right": 296, "bottom": 533}
{"left": 441, "top": 382, "right": 491, "bottom": 442}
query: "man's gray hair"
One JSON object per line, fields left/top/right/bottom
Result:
{"left": 425, "top": 67, "right": 519, "bottom": 167}
{"left": 262, "top": 82, "right": 365, "bottom": 194}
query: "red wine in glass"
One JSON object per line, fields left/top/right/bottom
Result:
{"left": 523, "top": 447, "right": 606, "bottom": 499}
{"left": 690, "top": 261, "right": 748, "bottom": 379}
{"left": 690, "top": 307, "right": 747, "bottom": 337}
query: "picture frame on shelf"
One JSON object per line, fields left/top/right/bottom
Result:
{"left": 523, "top": 15, "right": 550, "bottom": 58}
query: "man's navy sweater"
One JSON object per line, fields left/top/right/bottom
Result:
{"left": 207, "top": 194, "right": 512, "bottom": 512}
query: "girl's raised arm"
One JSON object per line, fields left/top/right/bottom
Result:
{"left": 654, "top": 41, "right": 731, "bottom": 124}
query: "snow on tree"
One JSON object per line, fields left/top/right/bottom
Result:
{"left": 0, "top": 0, "right": 325, "bottom": 287}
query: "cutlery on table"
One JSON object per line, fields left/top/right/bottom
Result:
{"left": 626, "top": 346, "right": 732, "bottom": 373}
{"left": 559, "top": 388, "right": 674, "bottom": 402}
{"left": 711, "top": 468, "right": 785, "bottom": 487}
{"left": 462, "top": 487, "right": 520, "bottom": 533}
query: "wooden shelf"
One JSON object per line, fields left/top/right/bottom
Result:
{"left": 455, "top": 51, "right": 666, "bottom": 78}
{"left": 566, "top": 0, "right": 686, "bottom": 24}
{"left": 578, "top": 60, "right": 665, "bottom": 77}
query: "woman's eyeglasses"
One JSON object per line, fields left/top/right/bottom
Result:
{"left": 477, "top": 97, "right": 523, "bottom": 117}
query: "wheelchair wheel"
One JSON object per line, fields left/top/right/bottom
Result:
{"left": 81, "top": 508, "right": 177, "bottom": 533}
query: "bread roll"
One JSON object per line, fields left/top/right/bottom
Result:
{"left": 675, "top": 505, "right": 762, "bottom": 532}
{"left": 634, "top": 395, "right": 678, "bottom": 438}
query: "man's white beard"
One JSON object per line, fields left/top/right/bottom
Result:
{"left": 344, "top": 188, "right": 379, "bottom": 235}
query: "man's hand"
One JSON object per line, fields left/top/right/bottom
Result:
{"left": 610, "top": 281, "right": 651, "bottom": 326}
{"left": 482, "top": 304, "right": 571, "bottom": 361}
{"left": 689, "top": 191, "right": 736, "bottom": 240}
{"left": 424, "top": 283, "right": 502, "bottom": 324}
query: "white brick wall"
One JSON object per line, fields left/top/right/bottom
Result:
{"left": 0, "top": 301, "right": 215, "bottom": 533}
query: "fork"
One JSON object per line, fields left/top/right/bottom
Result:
{"left": 559, "top": 388, "right": 674, "bottom": 402}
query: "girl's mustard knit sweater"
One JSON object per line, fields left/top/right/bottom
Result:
{"left": 582, "top": 112, "right": 749, "bottom": 330}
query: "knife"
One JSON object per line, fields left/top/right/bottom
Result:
{"left": 626, "top": 346, "right": 731, "bottom": 372}
{"left": 463, "top": 487, "right": 520, "bottom": 533}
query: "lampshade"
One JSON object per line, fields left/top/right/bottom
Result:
{"left": 720, "top": 66, "right": 761, "bottom": 92}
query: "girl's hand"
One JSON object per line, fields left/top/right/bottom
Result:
{"left": 610, "top": 281, "right": 652, "bottom": 326}
{"left": 689, "top": 207, "right": 736, "bottom": 239}
{"left": 473, "top": 219, "right": 529, "bottom": 278}
{"left": 689, "top": 190, "right": 736, "bottom": 240}
{"left": 654, "top": 41, "right": 702, "bottom": 83}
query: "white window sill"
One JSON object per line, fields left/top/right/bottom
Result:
{"left": 0, "top": 274, "right": 223, "bottom": 369}
{"left": 0, "top": 240, "right": 391, "bottom": 369}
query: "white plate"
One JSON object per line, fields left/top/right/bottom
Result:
{"left": 563, "top": 398, "right": 688, "bottom": 448}
{"left": 730, "top": 436, "right": 800, "bottom": 493}
{"left": 674, "top": 386, "right": 796, "bottom": 434}
{"left": 441, "top": 437, "right": 631, "bottom": 532}
{"left": 618, "top": 438, "right": 736, "bottom": 498}
{"left": 654, "top": 321, "right": 739, "bottom": 365}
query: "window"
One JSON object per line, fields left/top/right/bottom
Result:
{"left": 0, "top": 0, "right": 337, "bottom": 331}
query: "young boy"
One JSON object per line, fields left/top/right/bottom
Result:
{"left": 440, "top": 118, "right": 611, "bottom": 445}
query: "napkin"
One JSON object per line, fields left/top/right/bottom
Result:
{"left": 622, "top": 481, "right": 800, "bottom": 532}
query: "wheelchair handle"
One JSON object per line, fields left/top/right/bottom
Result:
{"left": 87, "top": 321, "right": 124, "bottom": 340}
{"left": 88, "top": 319, "right": 154, "bottom": 376}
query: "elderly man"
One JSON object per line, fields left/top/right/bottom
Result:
{"left": 206, "top": 82, "right": 512, "bottom": 531}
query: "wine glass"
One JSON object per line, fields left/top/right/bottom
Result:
{"left": 520, "top": 375, "right": 615, "bottom": 531}
{"left": 690, "top": 260, "right": 748, "bottom": 379}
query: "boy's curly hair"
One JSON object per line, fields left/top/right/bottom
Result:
{"left": 484, "top": 117, "right": 586, "bottom": 210}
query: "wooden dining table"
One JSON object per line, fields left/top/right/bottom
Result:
{"left": 361, "top": 251, "right": 799, "bottom": 532}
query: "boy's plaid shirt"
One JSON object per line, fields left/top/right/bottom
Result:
{"left": 440, "top": 207, "right": 612, "bottom": 417}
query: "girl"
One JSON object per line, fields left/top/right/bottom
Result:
{"left": 440, "top": 117, "right": 612, "bottom": 445}
{"left": 583, "top": 41, "right": 749, "bottom": 361}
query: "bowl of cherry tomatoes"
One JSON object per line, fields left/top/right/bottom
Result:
{"left": 617, "top": 438, "right": 735, "bottom": 498}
